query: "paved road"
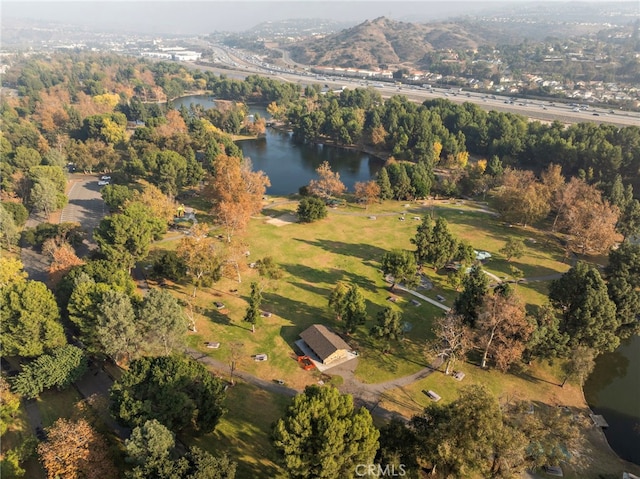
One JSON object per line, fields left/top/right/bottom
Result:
{"left": 60, "top": 175, "right": 107, "bottom": 254}
{"left": 187, "top": 60, "right": 640, "bottom": 128}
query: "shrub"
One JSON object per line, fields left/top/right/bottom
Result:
{"left": 296, "top": 197, "right": 327, "bottom": 223}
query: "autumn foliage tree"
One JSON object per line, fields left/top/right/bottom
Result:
{"left": 205, "top": 154, "right": 270, "bottom": 242}
{"left": 494, "top": 169, "right": 550, "bottom": 227}
{"left": 308, "top": 161, "right": 346, "bottom": 199}
{"left": 475, "top": 290, "right": 534, "bottom": 371}
{"left": 354, "top": 180, "right": 380, "bottom": 209}
{"left": 38, "top": 418, "right": 118, "bottom": 479}
{"left": 556, "top": 178, "right": 619, "bottom": 255}
{"left": 177, "top": 224, "right": 223, "bottom": 296}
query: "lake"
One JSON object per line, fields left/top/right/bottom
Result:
{"left": 173, "top": 95, "right": 640, "bottom": 465}
{"left": 172, "top": 95, "right": 385, "bottom": 195}
{"left": 583, "top": 335, "right": 640, "bottom": 464}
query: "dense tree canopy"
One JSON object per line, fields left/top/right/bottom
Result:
{"left": 272, "top": 386, "right": 379, "bottom": 479}
{"left": 1, "top": 278, "right": 66, "bottom": 357}
{"left": 110, "top": 355, "right": 227, "bottom": 434}
{"left": 549, "top": 262, "right": 620, "bottom": 354}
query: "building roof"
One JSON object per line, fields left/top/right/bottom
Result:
{"left": 300, "top": 324, "right": 351, "bottom": 362}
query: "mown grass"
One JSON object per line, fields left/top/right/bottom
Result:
{"left": 182, "top": 381, "right": 289, "bottom": 479}
{"left": 146, "top": 197, "right": 609, "bottom": 478}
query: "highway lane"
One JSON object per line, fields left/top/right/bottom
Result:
{"left": 187, "top": 55, "right": 640, "bottom": 128}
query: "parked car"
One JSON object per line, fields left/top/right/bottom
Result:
{"left": 254, "top": 353, "right": 268, "bottom": 361}
{"left": 98, "top": 180, "right": 110, "bottom": 186}
{"left": 100, "top": 175, "right": 111, "bottom": 180}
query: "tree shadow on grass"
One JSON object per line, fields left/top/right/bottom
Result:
{"left": 281, "top": 262, "right": 379, "bottom": 295}
{"left": 293, "top": 238, "right": 388, "bottom": 264}
{"left": 262, "top": 291, "right": 327, "bottom": 330}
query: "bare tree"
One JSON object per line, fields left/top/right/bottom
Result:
{"left": 430, "top": 313, "right": 472, "bottom": 375}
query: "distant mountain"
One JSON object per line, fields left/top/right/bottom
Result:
{"left": 245, "top": 18, "right": 355, "bottom": 38}
{"left": 287, "top": 17, "right": 486, "bottom": 70}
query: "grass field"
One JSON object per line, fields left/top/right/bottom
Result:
{"left": 143, "top": 196, "right": 627, "bottom": 479}
{"left": 167, "top": 197, "right": 570, "bottom": 386}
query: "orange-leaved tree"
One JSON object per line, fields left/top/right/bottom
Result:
{"left": 205, "top": 153, "right": 269, "bottom": 242}
{"left": 38, "top": 418, "right": 117, "bottom": 479}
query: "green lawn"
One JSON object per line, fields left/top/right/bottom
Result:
{"left": 154, "top": 198, "right": 573, "bottom": 388}
{"left": 147, "top": 197, "right": 617, "bottom": 478}
{"left": 182, "top": 382, "right": 289, "bottom": 479}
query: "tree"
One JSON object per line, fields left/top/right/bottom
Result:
{"left": 453, "top": 264, "right": 489, "bottom": 327}
{"left": 354, "top": 181, "right": 380, "bottom": 209}
{"left": 29, "top": 178, "right": 59, "bottom": 217}
{"left": 205, "top": 154, "right": 269, "bottom": 242}
{"left": 110, "top": 355, "right": 227, "bottom": 434}
{"left": 411, "top": 214, "right": 434, "bottom": 266}
{"left": 297, "top": 196, "right": 327, "bottom": 223}
{"left": 1, "top": 279, "right": 66, "bottom": 357}
{"left": 475, "top": 291, "right": 534, "bottom": 371}
{"left": 618, "top": 198, "right": 640, "bottom": 240}
{"left": 243, "top": 281, "right": 262, "bottom": 329}
{"left": 557, "top": 178, "right": 620, "bottom": 255}
{"left": 427, "top": 217, "right": 458, "bottom": 270}
{"left": 0, "top": 377, "right": 21, "bottom": 436}
{"left": 101, "top": 184, "right": 133, "bottom": 212}
{"left": 376, "top": 167, "right": 393, "bottom": 200}
{"left": 0, "top": 203, "right": 19, "bottom": 250}
{"left": 138, "top": 288, "right": 187, "bottom": 355}
{"left": 561, "top": 346, "right": 596, "bottom": 388}
{"left": 499, "top": 237, "right": 525, "bottom": 262}
{"left": 525, "top": 304, "right": 570, "bottom": 361}
{"left": 272, "top": 386, "right": 379, "bottom": 479}
{"left": 125, "top": 419, "right": 175, "bottom": 466}
{"left": 549, "top": 262, "right": 620, "bottom": 354}
{"left": 503, "top": 399, "right": 586, "bottom": 472}
{"left": 95, "top": 289, "right": 140, "bottom": 364}
{"left": 11, "top": 345, "right": 87, "bottom": 399}
{"left": 411, "top": 384, "right": 525, "bottom": 478}
{"left": 38, "top": 418, "right": 118, "bottom": 479}
{"left": 370, "top": 307, "right": 403, "bottom": 350}
{"left": 342, "top": 284, "right": 368, "bottom": 333}
{"left": 94, "top": 204, "right": 163, "bottom": 271}
{"left": 308, "top": 161, "right": 346, "bottom": 199}
{"left": 328, "top": 282, "right": 349, "bottom": 322}
{"left": 177, "top": 224, "right": 223, "bottom": 297}
{"left": 606, "top": 241, "right": 640, "bottom": 339}
{"left": 494, "top": 169, "right": 550, "bottom": 227}
{"left": 381, "top": 250, "right": 418, "bottom": 290}
{"left": 0, "top": 258, "right": 27, "bottom": 287}
{"left": 46, "top": 240, "right": 85, "bottom": 285}
{"left": 431, "top": 313, "right": 471, "bottom": 375}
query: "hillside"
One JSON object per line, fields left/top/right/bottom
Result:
{"left": 287, "top": 17, "right": 486, "bottom": 69}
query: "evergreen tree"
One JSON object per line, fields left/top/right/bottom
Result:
{"left": 605, "top": 241, "right": 640, "bottom": 339}
{"left": 370, "top": 307, "right": 403, "bottom": 348}
{"left": 243, "top": 282, "right": 262, "bottom": 328}
{"left": 454, "top": 265, "right": 489, "bottom": 327}
{"left": 411, "top": 215, "right": 434, "bottom": 266}
{"left": 549, "top": 262, "right": 620, "bottom": 354}
{"left": 376, "top": 167, "right": 393, "bottom": 200}
{"left": 343, "top": 284, "right": 367, "bottom": 333}
{"left": 272, "top": 386, "right": 379, "bottom": 479}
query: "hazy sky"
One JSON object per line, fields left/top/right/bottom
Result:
{"left": 2, "top": 1, "right": 634, "bottom": 34}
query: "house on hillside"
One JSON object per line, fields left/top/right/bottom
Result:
{"left": 299, "top": 324, "right": 351, "bottom": 365}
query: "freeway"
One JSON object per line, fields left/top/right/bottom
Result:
{"left": 190, "top": 46, "right": 640, "bottom": 128}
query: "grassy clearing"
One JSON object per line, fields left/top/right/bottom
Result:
{"left": 151, "top": 198, "right": 573, "bottom": 387}
{"left": 182, "top": 381, "right": 289, "bottom": 479}
{"left": 147, "top": 197, "right": 627, "bottom": 477}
